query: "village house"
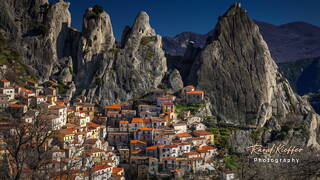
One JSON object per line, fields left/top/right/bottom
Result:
{"left": 118, "top": 149, "right": 130, "bottom": 163}
{"left": 112, "top": 167, "right": 125, "bottom": 180}
{"left": 31, "top": 96, "right": 47, "bottom": 106}
{"left": 188, "top": 137, "right": 206, "bottom": 146}
{"left": 138, "top": 105, "right": 161, "bottom": 117}
{"left": 104, "top": 104, "right": 121, "bottom": 114}
{"left": 121, "top": 109, "right": 136, "bottom": 121}
{"left": 181, "top": 85, "right": 195, "bottom": 96}
{"left": 190, "top": 122, "right": 207, "bottom": 131}
{"left": 48, "top": 105, "right": 67, "bottom": 129}
{"left": 0, "top": 87, "right": 15, "bottom": 100}
{"left": 176, "top": 132, "right": 192, "bottom": 142}
{"left": 149, "top": 117, "right": 166, "bottom": 129}
{"left": 159, "top": 144, "right": 179, "bottom": 158}
{"left": 173, "top": 123, "right": 187, "bottom": 133}
{"left": 154, "top": 136, "right": 171, "bottom": 145}
{"left": 186, "top": 91, "right": 204, "bottom": 104}
{"left": 161, "top": 102, "right": 175, "bottom": 113}
{"left": 119, "top": 121, "right": 129, "bottom": 132}
{"left": 146, "top": 145, "right": 158, "bottom": 157}
{"left": 130, "top": 140, "right": 147, "bottom": 150}
{"left": 91, "top": 164, "right": 113, "bottom": 180}
{"left": 222, "top": 170, "right": 235, "bottom": 180}
{"left": 0, "top": 94, "right": 10, "bottom": 110}
{"left": 134, "top": 128, "right": 159, "bottom": 145}
{"left": 0, "top": 80, "right": 10, "bottom": 88}
{"left": 129, "top": 118, "right": 146, "bottom": 132}
{"left": 193, "top": 130, "right": 214, "bottom": 144}
{"left": 107, "top": 132, "right": 130, "bottom": 147}
{"left": 156, "top": 97, "right": 172, "bottom": 106}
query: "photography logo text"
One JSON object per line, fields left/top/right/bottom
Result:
{"left": 247, "top": 144, "right": 304, "bottom": 164}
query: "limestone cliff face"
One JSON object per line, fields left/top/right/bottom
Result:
{"left": 188, "top": 3, "right": 320, "bottom": 148}
{"left": 76, "top": 11, "right": 167, "bottom": 105}
{"left": 0, "top": 0, "right": 74, "bottom": 81}
{"left": 78, "top": 8, "right": 115, "bottom": 66}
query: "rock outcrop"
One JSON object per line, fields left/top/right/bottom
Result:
{"left": 76, "top": 11, "right": 167, "bottom": 105}
{"left": 0, "top": 0, "right": 75, "bottom": 81}
{"left": 188, "top": 3, "right": 320, "bottom": 148}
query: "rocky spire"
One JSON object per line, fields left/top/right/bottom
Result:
{"left": 79, "top": 11, "right": 167, "bottom": 106}
{"left": 78, "top": 6, "right": 115, "bottom": 63}
{"left": 131, "top": 11, "right": 155, "bottom": 36}
{"left": 123, "top": 11, "right": 157, "bottom": 49}
{"left": 188, "top": 3, "right": 316, "bottom": 127}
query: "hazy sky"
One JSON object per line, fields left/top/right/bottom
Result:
{"left": 49, "top": 0, "right": 320, "bottom": 40}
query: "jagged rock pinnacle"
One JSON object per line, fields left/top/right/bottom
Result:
{"left": 131, "top": 11, "right": 154, "bottom": 36}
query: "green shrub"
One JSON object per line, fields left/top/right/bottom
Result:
{"left": 250, "top": 128, "right": 262, "bottom": 142}
{"left": 140, "top": 36, "right": 153, "bottom": 46}
{"left": 224, "top": 154, "right": 239, "bottom": 170}
{"left": 92, "top": 5, "right": 104, "bottom": 15}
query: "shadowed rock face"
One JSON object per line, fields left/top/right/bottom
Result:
{"left": 0, "top": 0, "right": 75, "bottom": 81}
{"left": 188, "top": 3, "right": 315, "bottom": 128}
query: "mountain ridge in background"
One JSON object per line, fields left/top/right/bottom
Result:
{"left": 163, "top": 21, "right": 320, "bottom": 63}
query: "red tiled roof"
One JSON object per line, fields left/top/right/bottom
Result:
{"left": 119, "top": 121, "right": 129, "bottom": 124}
{"left": 130, "top": 140, "right": 147, "bottom": 144}
{"left": 184, "top": 85, "right": 195, "bottom": 89}
{"left": 193, "top": 130, "right": 212, "bottom": 136}
{"left": 199, "top": 145, "right": 216, "bottom": 150}
{"left": 9, "top": 104, "right": 25, "bottom": 108}
{"left": 176, "top": 132, "right": 192, "bottom": 138}
{"left": 91, "top": 165, "right": 112, "bottom": 172}
{"left": 104, "top": 104, "right": 121, "bottom": 109}
{"left": 112, "top": 167, "right": 124, "bottom": 174}
{"left": 131, "top": 118, "right": 144, "bottom": 123}
{"left": 146, "top": 146, "right": 158, "bottom": 150}
{"left": 186, "top": 90, "right": 204, "bottom": 94}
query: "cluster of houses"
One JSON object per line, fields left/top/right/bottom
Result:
{"left": 0, "top": 80, "right": 236, "bottom": 180}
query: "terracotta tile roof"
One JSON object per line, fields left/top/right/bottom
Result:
{"left": 112, "top": 167, "right": 124, "bottom": 174}
{"left": 9, "top": 104, "right": 26, "bottom": 108}
{"left": 184, "top": 85, "right": 195, "bottom": 89}
{"left": 157, "top": 97, "right": 171, "bottom": 101}
{"left": 138, "top": 127, "right": 153, "bottom": 131}
{"left": 186, "top": 90, "right": 204, "bottom": 94}
{"left": 173, "top": 169, "right": 184, "bottom": 172}
{"left": 87, "top": 122, "right": 101, "bottom": 128}
{"left": 162, "top": 144, "right": 178, "bottom": 148}
{"left": 55, "top": 101, "right": 66, "bottom": 107}
{"left": 146, "top": 145, "right": 158, "bottom": 150}
{"left": 197, "top": 149, "right": 208, "bottom": 153}
{"left": 130, "top": 140, "right": 147, "bottom": 144}
{"left": 188, "top": 137, "right": 206, "bottom": 141}
{"left": 161, "top": 157, "right": 176, "bottom": 160}
{"left": 131, "top": 118, "right": 144, "bottom": 123}
{"left": 91, "top": 165, "right": 112, "bottom": 172}
{"left": 104, "top": 104, "right": 121, "bottom": 109}
{"left": 176, "top": 132, "right": 192, "bottom": 138}
{"left": 193, "top": 130, "right": 212, "bottom": 136}
{"left": 199, "top": 145, "right": 216, "bottom": 150}
{"left": 183, "top": 152, "right": 199, "bottom": 156}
